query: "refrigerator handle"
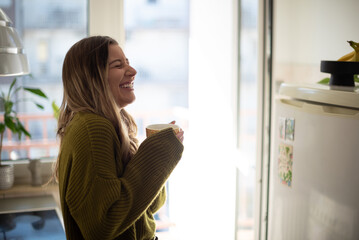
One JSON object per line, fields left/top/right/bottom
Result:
{"left": 279, "top": 99, "right": 359, "bottom": 118}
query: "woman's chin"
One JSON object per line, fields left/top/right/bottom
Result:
{"left": 118, "top": 96, "right": 136, "bottom": 108}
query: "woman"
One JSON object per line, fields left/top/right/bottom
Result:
{"left": 54, "top": 36, "right": 184, "bottom": 240}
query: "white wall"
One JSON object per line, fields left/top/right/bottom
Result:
{"left": 273, "top": 0, "right": 359, "bottom": 84}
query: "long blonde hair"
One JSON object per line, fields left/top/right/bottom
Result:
{"left": 52, "top": 36, "right": 138, "bottom": 181}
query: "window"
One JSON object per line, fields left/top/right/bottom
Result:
{"left": 235, "top": 0, "right": 259, "bottom": 239}
{"left": 0, "top": 0, "right": 88, "bottom": 160}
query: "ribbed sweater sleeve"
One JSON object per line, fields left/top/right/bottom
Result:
{"left": 58, "top": 113, "right": 183, "bottom": 240}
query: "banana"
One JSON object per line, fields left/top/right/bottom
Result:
{"left": 347, "top": 41, "right": 359, "bottom": 61}
{"left": 338, "top": 40, "right": 359, "bottom": 62}
{"left": 337, "top": 50, "right": 355, "bottom": 61}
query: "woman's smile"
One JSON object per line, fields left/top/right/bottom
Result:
{"left": 120, "top": 81, "right": 134, "bottom": 90}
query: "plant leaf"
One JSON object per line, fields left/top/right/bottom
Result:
{"left": 318, "top": 77, "right": 330, "bottom": 85}
{"left": 0, "top": 123, "right": 5, "bottom": 133}
{"left": 23, "top": 87, "right": 48, "bottom": 99}
{"left": 35, "top": 103, "right": 44, "bottom": 110}
{"left": 17, "top": 119, "right": 31, "bottom": 138}
{"left": 7, "top": 78, "right": 17, "bottom": 99}
{"left": 4, "top": 101, "right": 13, "bottom": 114}
{"left": 52, "top": 101, "right": 60, "bottom": 120}
{"left": 4, "top": 115, "right": 17, "bottom": 133}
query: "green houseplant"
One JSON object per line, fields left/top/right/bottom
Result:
{"left": 0, "top": 78, "right": 48, "bottom": 190}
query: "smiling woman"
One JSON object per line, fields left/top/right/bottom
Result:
{"left": 53, "top": 36, "right": 185, "bottom": 240}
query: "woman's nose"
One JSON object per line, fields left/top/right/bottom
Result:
{"left": 126, "top": 66, "right": 137, "bottom": 77}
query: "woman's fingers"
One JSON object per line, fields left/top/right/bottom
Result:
{"left": 176, "top": 130, "right": 184, "bottom": 143}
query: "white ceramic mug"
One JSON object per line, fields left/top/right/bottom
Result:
{"left": 146, "top": 123, "right": 180, "bottom": 137}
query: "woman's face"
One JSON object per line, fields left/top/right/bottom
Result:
{"left": 107, "top": 44, "right": 137, "bottom": 108}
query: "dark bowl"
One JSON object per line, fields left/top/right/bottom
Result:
{"left": 320, "top": 60, "right": 359, "bottom": 86}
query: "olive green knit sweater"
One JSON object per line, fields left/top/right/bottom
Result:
{"left": 58, "top": 112, "right": 184, "bottom": 240}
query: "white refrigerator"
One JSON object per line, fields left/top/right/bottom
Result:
{"left": 267, "top": 83, "right": 359, "bottom": 240}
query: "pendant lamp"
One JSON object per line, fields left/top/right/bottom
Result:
{"left": 0, "top": 8, "right": 30, "bottom": 77}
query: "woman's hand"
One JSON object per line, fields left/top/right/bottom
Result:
{"left": 170, "top": 121, "right": 184, "bottom": 143}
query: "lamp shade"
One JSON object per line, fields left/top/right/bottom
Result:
{"left": 0, "top": 8, "right": 30, "bottom": 77}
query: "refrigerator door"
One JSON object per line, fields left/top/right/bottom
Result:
{"left": 267, "top": 83, "right": 359, "bottom": 240}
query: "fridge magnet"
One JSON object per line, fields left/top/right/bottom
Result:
{"left": 278, "top": 143, "right": 293, "bottom": 187}
{"left": 278, "top": 117, "right": 286, "bottom": 140}
{"left": 285, "top": 118, "right": 295, "bottom": 141}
